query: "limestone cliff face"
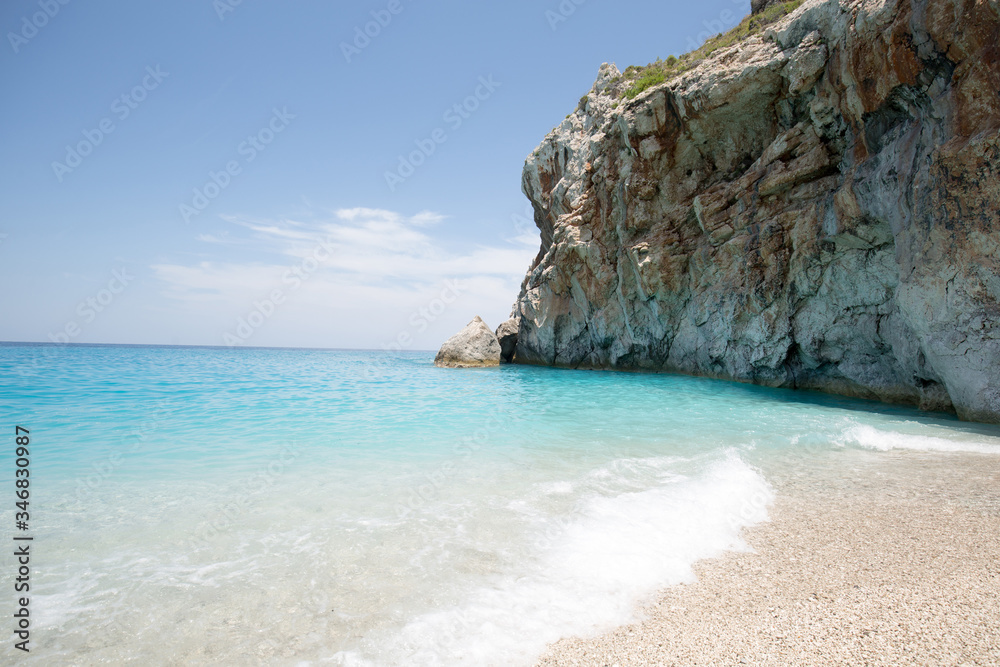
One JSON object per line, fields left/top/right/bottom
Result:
{"left": 512, "top": 0, "right": 1000, "bottom": 422}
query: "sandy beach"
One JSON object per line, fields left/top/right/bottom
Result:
{"left": 538, "top": 450, "right": 1000, "bottom": 666}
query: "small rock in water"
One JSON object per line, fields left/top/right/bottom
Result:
{"left": 434, "top": 316, "right": 502, "bottom": 368}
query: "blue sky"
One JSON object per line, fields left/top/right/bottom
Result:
{"left": 0, "top": 0, "right": 751, "bottom": 350}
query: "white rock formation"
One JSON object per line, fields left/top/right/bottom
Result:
{"left": 434, "top": 316, "right": 502, "bottom": 368}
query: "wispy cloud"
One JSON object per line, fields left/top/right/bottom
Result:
{"left": 176, "top": 207, "right": 534, "bottom": 287}
{"left": 151, "top": 207, "right": 538, "bottom": 347}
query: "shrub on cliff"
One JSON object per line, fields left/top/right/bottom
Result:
{"left": 620, "top": 0, "right": 805, "bottom": 99}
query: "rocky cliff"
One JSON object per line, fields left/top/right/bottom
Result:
{"left": 510, "top": 0, "right": 1000, "bottom": 422}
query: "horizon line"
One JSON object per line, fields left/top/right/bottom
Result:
{"left": 0, "top": 340, "right": 437, "bottom": 354}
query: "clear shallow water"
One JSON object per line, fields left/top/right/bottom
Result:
{"left": 2, "top": 343, "right": 1000, "bottom": 665}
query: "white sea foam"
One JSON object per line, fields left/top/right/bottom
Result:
{"left": 541, "top": 481, "right": 574, "bottom": 495}
{"left": 334, "top": 452, "right": 773, "bottom": 666}
{"left": 841, "top": 423, "right": 1000, "bottom": 454}
{"left": 32, "top": 571, "right": 104, "bottom": 630}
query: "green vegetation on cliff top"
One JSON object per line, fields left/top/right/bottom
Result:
{"left": 618, "top": 0, "right": 805, "bottom": 100}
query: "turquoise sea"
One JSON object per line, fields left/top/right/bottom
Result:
{"left": 3, "top": 343, "right": 1000, "bottom": 665}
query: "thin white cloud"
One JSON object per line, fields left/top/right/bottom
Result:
{"left": 410, "top": 210, "right": 446, "bottom": 226}
{"left": 152, "top": 206, "right": 539, "bottom": 347}
{"left": 159, "top": 207, "right": 537, "bottom": 294}
{"left": 196, "top": 232, "right": 233, "bottom": 244}
{"left": 334, "top": 207, "right": 400, "bottom": 224}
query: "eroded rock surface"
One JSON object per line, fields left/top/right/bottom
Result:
{"left": 495, "top": 318, "right": 520, "bottom": 363}
{"left": 512, "top": 0, "right": 1000, "bottom": 422}
{"left": 435, "top": 316, "right": 502, "bottom": 368}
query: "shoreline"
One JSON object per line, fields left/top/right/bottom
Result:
{"left": 537, "top": 450, "right": 1000, "bottom": 666}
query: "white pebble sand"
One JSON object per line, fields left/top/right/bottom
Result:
{"left": 537, "top": 450, "right": 1000, "bottom": 666}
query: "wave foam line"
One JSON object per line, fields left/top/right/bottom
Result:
{"left": 334, "top": 452, "right": 773, "bottom": 666}
{"left": 841, "top": 424, "right": 1000, "bottom": 455}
